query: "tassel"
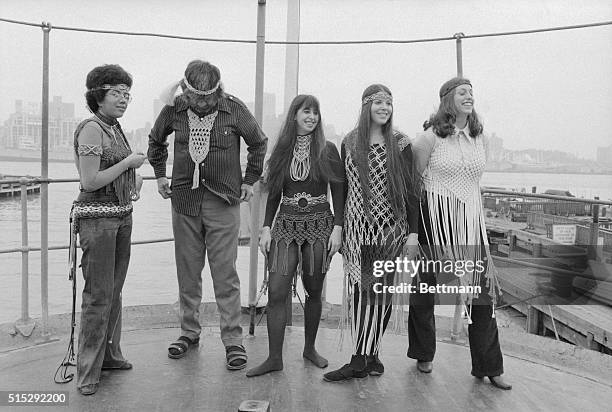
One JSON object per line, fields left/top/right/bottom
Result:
{"left": 270, "top": 240, "right": 278, "bottom": 273}
{"left": 191, "top": 164, "right": 200, "bottom": 189}
{"left": 159, "top": 80, "right": 181, "bottom": 106}
{"left": 309, "top": 243, "right": 315, "bottom": 276}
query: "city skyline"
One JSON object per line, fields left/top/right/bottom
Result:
{"left": 2, "top": 94, "right": 611, "bottom": 174}
{"left": 0, "top": 0, "right": 610, "bottom": 160}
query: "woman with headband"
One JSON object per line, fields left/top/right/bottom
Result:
{"left": 148, "top": 60, "right": 267, "bottom": 370}
{"left": 408, "top": 77, "right": 511, "bottom": 390}
{"left": 246, "top": 94, "right": 344, "bottom": 377}
{"left": 324, "top": 84, "right": 419, "bottom": 382}
{"left": 71, "top": 64, "right": 146, "bottom": 395}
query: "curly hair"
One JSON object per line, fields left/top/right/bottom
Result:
{"left": 85, "top": 64, "right": 132, "bottom": 113}
{"left": 423, "top": 77, "right": 483, "bottom": 138}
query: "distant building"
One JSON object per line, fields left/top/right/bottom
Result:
{"left": 596, "top": 144, "right": 612, "bottom": 167}
{"left": 2, "top": 97, "right": 80, "bottom": 151}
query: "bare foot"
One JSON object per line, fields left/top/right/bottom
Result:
{"left": 246, "top": 358, "right": 283, "bottom": 377}
{"left": 303, "top": 348, "right": 328, "bottom": 368}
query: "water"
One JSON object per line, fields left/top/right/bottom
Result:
{"left": 1, "top": 160, "right": 611, "bottom": 323}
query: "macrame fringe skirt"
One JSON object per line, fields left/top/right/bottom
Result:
{"left": 269, "top": 210, "right": 334, "bottom": 277}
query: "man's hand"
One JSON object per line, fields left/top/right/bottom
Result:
{"left": 157, "top": 177, "right": 172, "bottom": 199}
{"left": 240, "top": 184, "right": 254, "bottom": 202}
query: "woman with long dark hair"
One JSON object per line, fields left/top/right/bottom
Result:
{"left": 246, "top": 95, "right": 344, "bottom": 377}
{"left": 407, "top": 77, "right": 511, "bottom": 390}
{"left": 324, "top": 84, "right": 419, "bottom": 382}
{"left": 71, "top": 64, "right": 146, "bottom": 395}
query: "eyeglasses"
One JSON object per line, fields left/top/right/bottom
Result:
{"left": 92, "top": 85, "right": 132, "bottom": 103}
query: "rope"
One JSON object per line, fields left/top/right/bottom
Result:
{"left": 1, "top": 16, "right": 610, "bottom": 45}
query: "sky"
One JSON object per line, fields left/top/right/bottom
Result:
{"left": 0, "top": 0, "right": 611, "bottom": 158}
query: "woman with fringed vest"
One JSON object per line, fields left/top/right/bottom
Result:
{"left": 70, "top": 65, "right": 146, "bottom": 396}
{"left": 324, "top": 84, "right": 420, "bottom": 382}
{"left": 408, "top": 77, "right": 512, "bottom": 390}
{"left": 247, "top": 94, "right": 345, "bottom": 377}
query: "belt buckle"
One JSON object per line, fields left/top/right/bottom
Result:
{"left": 296, "top": 193, "right": 311, "bottom": 212}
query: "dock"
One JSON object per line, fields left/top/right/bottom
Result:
{"left": 486, "top": 211, "right": 612, "bottom": 354}
{"left": 0, "top": 175, "right": 41, "bottom": 198}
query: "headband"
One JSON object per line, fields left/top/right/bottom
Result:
{"left": 183, "top": 77, "right": 221, "bottom": 96}
{"left": 362, "top": 91, "right": 393, "bottom": 106}
{"left": 439, "top": 78, "right": 472, "bottom": 99}
{"left": 159, "top": 78, "right": 222, "bottom": 106}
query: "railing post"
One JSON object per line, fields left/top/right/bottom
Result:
{"left": 454, "top": 32, "right": 465, "bottom": 76}
{"left": 15, "top": 179, "right": 35, "bottom": 337}
{"left": 452, "top": 31, "right": 466, "bottom": 339}
{"left": 40, "top": 21, "right": 51, "bottom": 339}
{"left": 588, "top": 204, "right": 600, "bottom": 261}
{"left": 248, "top": 0, "right": 266, "bottom": 335}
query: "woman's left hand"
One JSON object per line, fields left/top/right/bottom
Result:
{"left": 327, "top": 225, "right": 342, "bottom": 260}
{"left": 403, "top": 233, "right": 419, "bottom": 261}
{"left": 132, "top": 174, "right": 144, "bottom": 201}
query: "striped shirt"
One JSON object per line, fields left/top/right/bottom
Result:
{"left": 148, "top": 94, "right": 268, "bottom": 215}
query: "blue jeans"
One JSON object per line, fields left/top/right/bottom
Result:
{"left": 77, "top": 214, "right": 132, "bottom": 388}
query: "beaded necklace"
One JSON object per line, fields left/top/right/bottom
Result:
{"left": 290, "top": 134, "right": 311, "bottom": 181}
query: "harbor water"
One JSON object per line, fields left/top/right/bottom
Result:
{"left": 1, "top": 160, "right": 611, "bottom": 324}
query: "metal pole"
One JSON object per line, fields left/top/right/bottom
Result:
{"left": 588, "top": 204, "right": 600, "bottom": 261}
{"left": 454, "top": 32, "right": 464, "bottom": 77}
{"left": 14, "top": 180, "right": 36, "bottom": 337}
{"left": 451, "top": 31, "right": 466, "bottom": 340}
{"left": 283, "top": 0, "right": 300, "bottom": 113}
{"left": 248, "top": 0, "right": 266, "bottom": 333}
{"left": 41, "top": 21, "right": 51, "bottom": 339}
{"left": 20, "top": 180, "right": 29, "bottom": 321}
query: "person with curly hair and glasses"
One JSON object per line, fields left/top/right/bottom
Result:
{"left": 70, "top": 64, "right": 146, "bottom": 396}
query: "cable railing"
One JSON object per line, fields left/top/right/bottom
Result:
{"left": 1, "top": 8, "right": 611, "bottom": 339}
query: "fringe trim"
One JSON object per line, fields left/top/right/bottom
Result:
{"left": 422, "top": 180, "right": 501, "bottom": 316}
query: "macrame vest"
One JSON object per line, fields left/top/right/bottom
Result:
{"left": 421, "top": 130, "right": 501, "bottom": 308}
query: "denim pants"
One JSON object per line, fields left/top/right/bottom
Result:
{"left": 77, "top": 214, "right": 132, "bottom": 388}
{"left": 172, "top": 190, "right": 243, "bottom": 347}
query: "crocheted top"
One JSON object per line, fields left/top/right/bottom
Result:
{"left": 263, "top": 141, "right": 345, "bottom": 227}
{"left": 412, "top": 128, "right": 501, "bottom": 305}
{"left": 341, "top": 132, "right": 416, "bottom": 287}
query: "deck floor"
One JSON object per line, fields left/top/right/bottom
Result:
{"left": 1, "top": 326, "right": 611, "bottom": 412}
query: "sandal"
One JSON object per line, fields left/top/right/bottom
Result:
{"left": 168, "top": 336, "right": 199, "bottom": 359}
{"left": 225, "top": 345, "right": 248, "bottom": 370}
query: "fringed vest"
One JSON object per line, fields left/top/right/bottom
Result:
{"left": 421, "top": 129, "right": 502, "bottom": 307}
{"left": 73, "top": 115, "right": 136, "bottom": 206}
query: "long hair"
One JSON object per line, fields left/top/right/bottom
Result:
{"left": 265, "top": 95, "right": 337, "bottom": 197}
{"left": 423, "top": 77, "right": 483, "bottom": 138}
{"left": 346, "top": 84, "right": 416, "bottom": 220}
{"left": 85, "top": 64, "right": 132, "bottom": 113}
{"left": 178, "top": 60, "right": 225, "bottom": 113}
